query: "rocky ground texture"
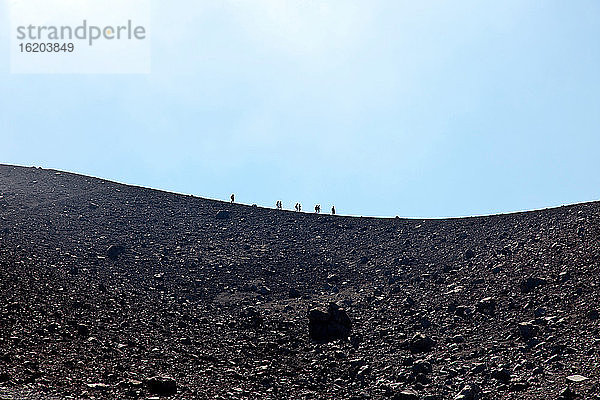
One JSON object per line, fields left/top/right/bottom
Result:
{"left": 0, "top": 164, "right": 599, "bottom": 399}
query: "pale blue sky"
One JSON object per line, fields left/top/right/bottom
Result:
{"left": 1, "top": 1, "right": 599, "bottom": 217}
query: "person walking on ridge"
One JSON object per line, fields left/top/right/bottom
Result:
{"left": 230, "top": 194, "right": 235, "bottom": 203}
{"left": 331, "top": 205, "right": 336, "bottom": 215}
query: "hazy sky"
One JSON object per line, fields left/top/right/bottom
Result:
{"left": 1, "top": 1, "right": 599, "bottom": 217}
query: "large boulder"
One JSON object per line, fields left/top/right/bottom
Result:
{"left": 308, "top": 303, "right": 352, "bottom": 341}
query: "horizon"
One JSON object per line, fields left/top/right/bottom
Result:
{"left": 3, "top": 162, "right": 597, "bottom": 220}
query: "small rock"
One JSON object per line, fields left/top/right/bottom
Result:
{"left": 491, "top": 368, "right": 511, "bottom": 384}
{"left": 77, "top": 324, "right": 90, "bottom": 337}
{"left": 566, "top": 374, "right": 589, "bottom": 383}
{"left": 450, "top": 335, "right": 465, "bottom": 344}
{"left": 215, "top": 210, "right": 230, "bottom": 220}
{"left": 394, "top": 389, "right": 419, "bottom": 400}
{"left": 520, "top": 277, "right": 547, "bottom": 294}
{"left": 86, "top": 383, "right": 110, "bottom": 390}
{"left": 0, "top": 372, "right": 10, "bottom": 383}
{"left": 518, "top": 321, "right": 539, "bottom": 340}
{"left": 558, "top": 271, "right": 571, "bottom": 283}
{"left": 410, "top": 333, "right": 435, "bottom": 353}
{"left": 288, "top": 288, "right": 301, "bottom": 298}
{"left": 510, "top": 381, "right": 529, "bottom": 391}
{"left": 534, "top": 307, "right": 547, "bottom": 317}
{"left": 464, "top": 249, "right": 475, "bottom": 260}
{"left": 258, "top": 286, "right": 271, "bottom": 296}
{"left": 107, "top": 245, "right": 125, "bottom": 260}
{"left": 455, "top": 306, "right": 473, "bottom": 319}
{"left": 412, "top": 360, "right": 433, "bottom": 375}
{"left": 587, "top": 310, "right": 598, "bottom": 321}
{"left": 146, "top": 376, "right": 177, "bottom": 396}
{"left": 475, "top": 297, "right": 496, "bottom": 316}
{"left": 557, "top": 387, "right": 579, "bottom": 399}
{"left": 471, "top": 363, "right": 486, "bottom": 374}
{"left": 454, "top": 383, "right": 480, "bottom": 400}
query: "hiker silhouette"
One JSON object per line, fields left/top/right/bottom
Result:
{"left": 331, "top": 205, "right": 335, "bottom": 215}
{"left": 230, "top": 194, "right": 235, "bottom": 203}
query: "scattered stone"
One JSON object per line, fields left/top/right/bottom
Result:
{"left": 491, "top": 368, "right": 511, "bottom": 384}
{"left": 107, "top": 245, "right": 125, "bottom": 260}
{"left": 587, "top": 310, "right": 598, "bottom": 321}
{"left": 409, "top": 333, "right": 435, "bottom": 353}
{"left": 0, "top": 372, "right": 10, "bottom": 383}
{"left": 146, "top": 376, "right": 177, "bottom": 396}
{"left": 86, "top": 383, "right": 110, "bottom": 390}
{"left": 359, "top": 256, "right": 369, "bottom": 265}
{"left": 394, "top": 389, "right": 419, "bottom": 400}
{"left": 258, "top": 286, "right": 271, "bottom": 296}
{"left": 288, "top": 288, "right": 301, "bottom": 298}
{"left": 534, "top": 307, "right": 547, "bottom": 317}
{"left": 566, "top": 374, "right": 589, "bottom": 383}
{"left": 464, "top": 249, "right": 475, "bottom": 260}
{"left": 450, "top": 335, "right": 465, "bottom": 344}
{"left": 557, "top": 387, "right": 579, "bottom": 399}
{"left": 308, "top": 303, "right": 352, "bottom": 341}
{"left": 454, "top": 383, "right": 480, "bottom": 400}
{"left": 558, "top": 271, "right": 571, "bottom": 283}
{"left": 521, "top": 277, "right": 547, "bottom": 293}
{"left": 77, "top": 324, "right": 90, "bottom": 337}
{"left": 510, "top": 381, "right": 529, "bottom": 391}
{"left": 412, "top": 360, "right": 432, "bottom": 375}
{"left": 455, "top": 305, "right": 473, "bottom": 319}
{"left": 518, "top": 321, "right": 539, "bottom": 340}
{"left": 471, "top": 363, "right": 486, "bottom": 374}
{"left": 475, "top": 297, "right": 496, "bottom": 316}
{"left": 215, "top": 210, "right": 230, "bottom": 220}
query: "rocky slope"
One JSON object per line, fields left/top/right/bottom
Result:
{"left": 0, "top": 164, "right": 599, "bottom": 399}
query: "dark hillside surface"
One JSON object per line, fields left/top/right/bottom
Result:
{"left": 0, "top": 164, "right": 599, "bottom": 399}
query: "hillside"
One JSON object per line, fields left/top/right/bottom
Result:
{"left": 0, "top": 164, "right": 599, "bottom": 399}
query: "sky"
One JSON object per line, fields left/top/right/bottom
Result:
{"left": 1, "top": 0, "right": 599, "bottom": 218}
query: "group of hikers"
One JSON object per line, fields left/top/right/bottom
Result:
{"left": 294, "top": 202, "right": 335, "bottom": 215}
{"left": 231, "top": 194, "right": 336, "bottom": 215}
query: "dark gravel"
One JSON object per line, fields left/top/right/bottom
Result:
{"left": 0, "top": 164, "right": 599, "bottom": 399}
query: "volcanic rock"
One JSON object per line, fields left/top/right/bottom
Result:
{"left": 521, "top": 277, "right": 547, "bottom": 293}
{"left": 215, "top": 210, "right": 230, "bottom": 220}
{"left": 146, "top": 376, "right": 177, "bottom": 396}
{"left": 107, "top": 244, "right": 125, "bottom": 260}
{"left": 1, "top": 165, "right": 599, "bottom": 399}
{"left": 409, "top": 333, "right": 435, "bottom": 353}
{"left": 454, "top": 383, "right": 480, "bottom": 400}
{"left": 475, "top": 297, "right": 496, "bottom": 316}
{"left": 308, "top": 303, "right": 352, "bottom": 341}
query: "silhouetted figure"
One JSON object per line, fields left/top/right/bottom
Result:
{"left": 331, "top": 205, "right": 336, "bottom": 215}
{"left": 315, "top": 204, "right": 321, "bottom": 213}
{"left": 298, "top": 203, "right": 301, "bottom": 212}
{"left": 230, "top": 194, "right": 235, "bottom": 203}
{"left": 294, "top": 203, "right": 299, "bottom": 212}
{"left": 276, "top": 200, "right": 282, "bottom": 209}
